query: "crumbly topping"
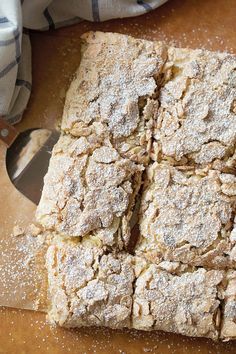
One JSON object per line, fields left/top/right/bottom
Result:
{"left": 137, "top": 163, "right": 236, "bottom": 268}
{"left": 36, "top": 133, "right": 143, "bottom": 248}
{"left": 153, "top": 47, "right": 236, "bottom": 169}
{"left": 45, "top": 238, "right": 236, "bottom": 340}
{"left": 133, "top": 260, "right": 224, "bottom": 340}
{"left": 31, "top": 32, "right": 236, "bottom": 341}
{"left": 46, "top": 241, "right": 134, "bottom": 328}
{"left": 61, "top": 31, "right": 166, "bottom": 165}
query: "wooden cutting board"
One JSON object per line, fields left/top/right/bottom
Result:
{"left": 0, "top": 0, "right": 236, "bottom": 352}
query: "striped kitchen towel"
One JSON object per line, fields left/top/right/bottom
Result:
{"left": 0, "top": 0, "right": 167, "bottom": 125}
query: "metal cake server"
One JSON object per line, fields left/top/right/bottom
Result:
{"left": 0, "top": 117, "right": 60, "bottom": 205}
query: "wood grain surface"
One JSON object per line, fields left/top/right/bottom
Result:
{"left": 0, "top": 0, "right": 236, "bottom": 353}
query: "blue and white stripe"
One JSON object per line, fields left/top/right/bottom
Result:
{"left": 137, "top": 0, "right": 153, "bottom": 12}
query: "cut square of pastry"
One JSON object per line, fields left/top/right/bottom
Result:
{"left": 152, "top": 46, "right": 236, "bottom": 171}
{"left": 36, "top": 133, "right": 143, "bottom": 249}
{"left": 46, "top": 240, "right": 134, "bottom": 328}
{"left": 133, "top": 258, "right": 225, "bottom": 340}
{"left": 61, "top": 31, "right": 167, "bottom": 165}
{"left": 137, "top": 162, "right": 236, "bottom": 268}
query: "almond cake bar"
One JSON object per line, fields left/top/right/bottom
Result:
{"left": 46, "top": 239, "right": 134, "bottom": 328}
{"left": 36, "top": 133, "right": 143, "bottom": 249}
{"left": 34, "top": 32, "right": 236, "bottom": 341}
{"left": 152, "top": 46, "right": 236, "bottom": 171}
{"left": 61, "top": 31, "right": 166, "bottom": 165}
{"left": 137, "top": 162, "right": 236, "bottom": 268}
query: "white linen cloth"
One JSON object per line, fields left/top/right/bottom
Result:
{"left": 0, "top": 0, "right": 167, "bottom": 124}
